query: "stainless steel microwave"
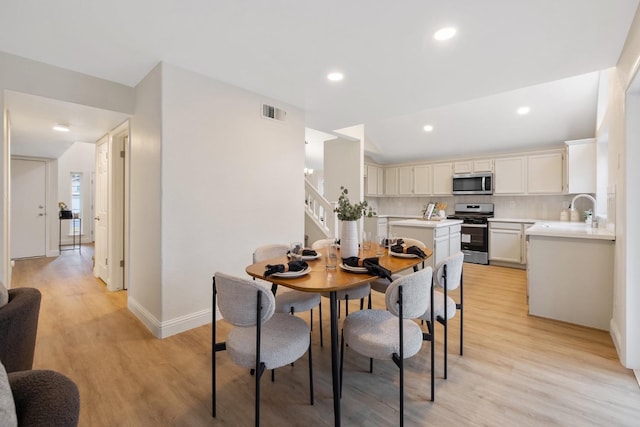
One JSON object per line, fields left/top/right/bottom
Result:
{"left": 452, "top": 172, "right": 493, "bottom": 195}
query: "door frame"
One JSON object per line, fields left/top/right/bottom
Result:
{"left": 94, "top": 120, "right": 129, "bottom": 292}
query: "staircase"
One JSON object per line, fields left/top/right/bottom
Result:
{"left": 305, "top": 178, "right": 337, "bottom": 242}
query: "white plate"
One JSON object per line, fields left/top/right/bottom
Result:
{"left": 272, "top": 267, "right": 312, "bottom": 278}
{"left": 390, "top": 251, "right": 420, "bottom": 258}
{"left": 289, "top": 253, "right": 321, "bottom": 261}
{"left": 339, "top": 263, "right": 368, "bottom": 273}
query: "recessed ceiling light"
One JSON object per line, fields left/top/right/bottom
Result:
{"left": 517, "top": 106, "right": 531, "bottom": 115}
{"left": 327, "top": 72, "right": 344, "bottom": 82}
{"left": 53, "top": 124, "right": 70, "bottom": 132}
{"left": 434, "top": 27, "right": 457, "bottom": 41}
{"left": 423, "top": 124, "right": 434, "bottom": 132}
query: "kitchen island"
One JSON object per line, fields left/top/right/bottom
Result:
{"left": 525, "top": 221, "right": 615, "bottom": 330}
{"left": 389, "top": 219, "right": 463, "bottom": 269}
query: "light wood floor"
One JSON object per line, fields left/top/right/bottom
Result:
{"left": 11, "top": 246, "right": 640, "bottom": 426}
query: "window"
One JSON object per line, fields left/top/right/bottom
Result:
{"left": 70, "top": 172, "right": 82, "bottom": 234}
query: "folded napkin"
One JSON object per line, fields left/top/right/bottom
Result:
{"left": 264, "top": 260, "right": 309, "bottom": 277}
{"left": 390, "top": 244, "right": 426, "bottom": 258}
{"left": 342, "top": 257, "right": 393, "bottom": 282}
{"left": 302, "top": 249, "right": 317, "bottom": 256}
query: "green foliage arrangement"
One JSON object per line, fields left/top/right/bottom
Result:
{"left": 334, "top": 186, "right": 375, "bottom": 221}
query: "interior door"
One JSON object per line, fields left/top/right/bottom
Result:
{"left": 11, "top": 159, "right": 46, "bottom": 259}
{"left": 94, "top": 137, "right": 109, "bottom": 283}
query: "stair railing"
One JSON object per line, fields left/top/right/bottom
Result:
{"left": 305, "top": 178, "right": 338, "bottom": 239}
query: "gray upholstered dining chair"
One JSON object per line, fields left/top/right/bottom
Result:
{"left": 418, "top": 251, "right": 464, "bottom": 382}
{"left": 369, "top": 237, "right": 427, "bottom": 295}
{"left": 340, "top": 266, "right": 433, "bottom": 427}
{"left": 311, "top": 239, "right": 371, "bottom": 316}
{"left": 212, "top": 272, "right": 313, "bottom": 427}
{"left": 253, "top": 244, "right": 322, "bottom": 345}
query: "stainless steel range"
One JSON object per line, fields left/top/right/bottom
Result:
{"left": 447, "top": 203, "right": 494, "bottom": 265}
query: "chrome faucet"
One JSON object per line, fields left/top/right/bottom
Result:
{"left": 570, "top": 194, "right": 597, "bottom": 226}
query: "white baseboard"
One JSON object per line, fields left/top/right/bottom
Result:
{"left": 128, "top": 297, "right": 162, "bottom": 337}
{"left": 128, "top": 296, "right": 214, "bottom": 339}
{"left": 609, "top": 318, "right": 625, "bottom": 365}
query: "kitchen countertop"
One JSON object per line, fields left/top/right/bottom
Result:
{"left": 488, "top": 217, "right": 540, "bottom": 223}
{"left": 389, "top": 218, "right": 463, "bottom": 228}
{"left": 525, "top": 221, "right": 615, "bottom": 241}
{"left": 375, "top": 214, "right": 423, "bottom": 219}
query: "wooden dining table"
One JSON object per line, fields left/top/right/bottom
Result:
{"left": 245, "top": 246, "right": 432, "bottom": 427}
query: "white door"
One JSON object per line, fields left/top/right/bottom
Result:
{"left": 11, "top": 159, "right": 47, "bottom": 258}
{"left": 94, "top": 137, "right": 109, "bottom": 283}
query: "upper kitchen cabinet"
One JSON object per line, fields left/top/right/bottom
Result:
{"left": 365, "top": 164, "right": 384, "bottom": 196}
{"left": 413, "top": 164, "right": 432, "bottom": 195}
{"left": 398, "top": 166, "right": 413, "bottom": 195}
{"left": 565, "top": 139, "right": 596, "bottom": 194}
{"left": 527, "top": 151, "right": 564, "bottom": 194}
{"left": 432, "top": 163, "right": 453, "bottom": 195}
{"left": 494, "top": 156, "right": 526, "bottom": 194}
{"left": 385, "top": 167, "right": 398, "bottom": 195}
{"left": 453, "top": 159, "right": 494, "bottom": 174}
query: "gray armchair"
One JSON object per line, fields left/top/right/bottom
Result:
{"left": 8, "top": 370, "right": 80, "bottom": 427}
{"left": 0, "top": 288, "right": 41, "bottom": 373}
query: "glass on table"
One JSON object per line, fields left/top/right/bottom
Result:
{"left": 325, "top": 243, "right": 338, "bottom": 270}
{"left": 375, "top": 235, "right": 386, "bottom": 256}
{"left": 362, "top": 231, "right": 372, "bottom": 251}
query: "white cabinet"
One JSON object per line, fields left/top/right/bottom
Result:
{"left": 385, "top": 167, "right": 398, "bottom": 195}
{"left": 413, "top": 165, "right": 431, "bottom": 195}
{"left": 432, "top": 163, "right": 453, "bottom": 195}
{"left": 489, "top": 222, "right": 523, "bottom": 263}
{"left": 453, "top": 159, "right": 494, "bottom": 174}
{"left": 473, "top": 159, "right": 494, "bottom": 172}
{"left": 527, "top": 151, "right": 564, "bottom": 194}
{"left": 494, "top": 157, "right": 526, "bottom": 194}
{"left": 389, "top": 221, "right": 462, "bottom": 269}
{"left": 489, "top": 221, "right": 535, "bottom": 267}
{"left": 565, "top": 139, "right": 596, "bottom": 194}
{"left": 453, "top": 161, "right": 473, "bottom": 174}
{"left": 398, "top": 166, "right": 413, "bottom": 195}
{"left": 527, "top": 233, "right": 614, "bottom": 330}
{"left": 434, "top": 231, "right": 450, "bottom": 266}
{"left": 366, "top": 164, "right": 383, "bottom": 196}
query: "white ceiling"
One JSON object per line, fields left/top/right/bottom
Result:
{"left": 7, "top": 91, "right": 130, "bottom": 158}
{"left": 0, "top": 0, "right": 637, "bottom": 166}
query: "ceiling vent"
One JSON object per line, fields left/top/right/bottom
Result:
{"left": 262, "top": 103, "right": 287, "bottom": 122}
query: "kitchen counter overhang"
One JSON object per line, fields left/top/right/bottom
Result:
{"left": 389, "top": 218, "right": 463, "bottom": 228}
{"left": 525, "top": 221, "right": 615, "bottom": 241}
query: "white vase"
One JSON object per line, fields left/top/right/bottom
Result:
{"left": 340, "top": 220, "right": 359, "bottom": 258}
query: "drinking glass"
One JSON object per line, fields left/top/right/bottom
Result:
{"left": 325, "top": 243, "right": 338, "bottom": 270}
{"left": 290, "top": 242, "right": 303, "bottom": 261}
{"left": 375, "top": 235, "right": 386, "bottom": 256}
{"left": 362, "top": 231, "right": 372, "bottom": 251}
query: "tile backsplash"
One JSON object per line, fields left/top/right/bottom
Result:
{"left": 366, "top": 194, "right": 594, "bottom": 221}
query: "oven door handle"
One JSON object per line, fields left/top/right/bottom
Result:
{"left": 460, "top": 223, "right": 488, "bottom": 228}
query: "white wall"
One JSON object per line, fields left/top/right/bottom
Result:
{"left": 129, "top": 63, "right": 163, "bottom": 329}
{"left": 130, "top": 62, "right": 305, "bottom": 337}
{"left": 57, "top": 142, "right": 95, "bottom": 246}
{"left": 0, "top": 51, "right": 134, "bottom": 287}
{"left": 605, "top": 7, "right": 640, "bottom": 369}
